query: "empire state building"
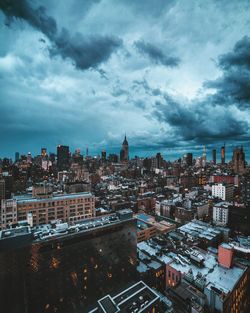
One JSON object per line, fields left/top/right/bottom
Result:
{"left": 120, "top": 134, "right": 129, "bottom": 162}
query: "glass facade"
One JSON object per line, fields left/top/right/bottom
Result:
{"left": 0, "top": 219, "right": 137, "bottom": 313}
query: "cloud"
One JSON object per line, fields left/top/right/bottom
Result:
{"left": 50, "top": 28, "right": 122, "bottom": 70}
{"left": 134, "top": 40, "right": 180, "bottom": 67}
{"left": 0, "top": 0, "right": 122, "bottom": 70}
{"left": 0, "top": 0, "right": 250, "bottom": 159}
{"left": 218, "top": 36, "right": 250, "bottom": 70}
{"left": 205, "top": 36, "right": 250, "bottom": 108}
{"left": 153, "top": 93, "right": 249, "bottom": 144}
{"left": 119, "top": 0, "right": 175, "bottom": 17}
{"left": 132, "top": 78, "right": 160, "bottom": 95}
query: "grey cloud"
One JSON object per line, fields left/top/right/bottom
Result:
{"left": 133, "top": 100, "right": 146, "bottom": 110}
{"left": 50, "top": 28, "right": 122, "bottom": 71}
{"left": 111, "top": 85, "right": 129, "bottom": 97}
{"left": 134, "top": 40, "right": 180, "bottom": 67}
{"left": 132, "top": 79, "right": 161, "bottom": 96}
{"left": 153, "top": 94, "right": 248, "bottom": 144}
{"left": 1, "top": 0, "right": 57, "bottom": 39}
{"left": 218, "top": 36, "right": 250, "bottom": 70}
{"left": 0, "top": 0, "right": 122, "bottom": 70}
{"left": 205, "top": 36, "right": 250, "bottom": 108}
{"left": 119, "top": 0, "right": 175, "bottom": 17}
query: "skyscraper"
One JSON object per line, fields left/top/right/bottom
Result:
{"left": 186, "top": 153, "right": 193, "bottom": 167}
{"left": 120, "top": 134, "right": 129, "bottom": 162}
{"left": 212, "top": 149, "right": 216, "bottom": 164}
{"left": 232, "top": 146, "right": 246, "bottom": 174}
{"left": 202, "top": 146, "right": 206, "bottom": 167}
{"left": 221, "top": 144, "right": 225, "bottom": 164}
{"left": 57, "top": 145, "right": 70, "bottom": 171}
{"left": 156, "top": 152, "right": 163, "bottom": 169}
{"left": 41, "top": 147, "right": 47, "bottom": 157}
{"left": 101, "top": 150, "right": 106, "bottom": 162}
{"left": 15, "top": 152, "right": 20, "bottom": 162}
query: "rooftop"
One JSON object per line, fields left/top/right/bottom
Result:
{"left": 137, "top": 238, "right": 246, "bottom": 296}
{"left": 0, "top": 210, "right": 134, "bottom": 245}
{"left": 14, "top": 192, "right": 93, "bottom": 204}
{"left": 89, "top": 281, "right": 161, "bottom": 313}
{"left": 178, "top": 220, "right": 222, "bottom": 241}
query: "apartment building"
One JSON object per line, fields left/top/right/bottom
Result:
{"left": 1, "top": 192, "right": 95, "bottom": 228}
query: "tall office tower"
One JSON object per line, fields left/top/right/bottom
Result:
{"left": 101, "top": 150, "right": 106, "bottom": 162}
{"left": 212, "top": 149, "right": 216, "bottom": 164}
{"left": 27, "top": 152, "right": 32, "bottom": 164}
{"left": 186, "top": 153, "right": 193, "bottom": 166}
{"left": 232, "top": 146, "right": 246, "bottom": 174}
{"left": 221, "top": 144, "right": 225, "bottom": 164}
{"left": 155, "top": 152, "right": 164, "bottom": 169}
{"left": 202, "top": 146, "right": 206, "bottom": 167}
{"left": 0, "top": 210, "right": 137, "bottom": 313}
{"left": 57, "top": 145, "right": 70, "bottom": 171}
{"left": 41, "top": 148, "right": 47, "bottom": 157}
{"left": 120, "top": 135, "right": 129, "bottom": 162}
{"left": 15, "top": 152, "right": 20, "bottom": 162}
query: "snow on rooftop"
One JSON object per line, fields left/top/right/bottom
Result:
{"left": 206, "top": 264, "right": 244, "bottom": 294}
{"left": 138, "top": 240, "right": 246, "bottom": 295}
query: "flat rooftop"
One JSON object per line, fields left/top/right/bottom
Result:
{"left": 0, "top": 225, "right": 31, "bottom": 240}
{"left": 89, "top": 281, "right": 160, "bottom": 313}
{"left": 178, "top": 220, "right": 221, "bottom": 241}
{"left": 14, "top": 192, "right": 93, "bottom": 204}
{"left": 137, "top": 240, "right": 246, "bottom": 296}
{"left": 0, "top": 210, "right": 134, "bottom": 245}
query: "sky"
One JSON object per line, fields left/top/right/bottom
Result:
{"left": 0, "top": 0, "right": 250, "bottom": 161}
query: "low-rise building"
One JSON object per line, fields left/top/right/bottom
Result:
{"left": 88, "top": 281, "right": 173, "bottom": 313}
{"left": 137, "top": 213, "right": 176, "bottom": 235}
{"left": 212, "top": 183, "right": 234, "bottom": 201}
{"left": 213, "top": 202, "right": 230, "bottom": 226}
{"left": 1, "top": 192, "right": 95, "bottom": 228}
{"left": 138, "top": 239, "right": 249, "bottom": 313}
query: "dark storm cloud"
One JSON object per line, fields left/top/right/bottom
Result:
{"left": 205, "top": 36, "right": 250, "bottom": 108}
{"left": 153, "top": 93, "right": 248, "bottom": 144}
{"left": 0, "top": 0, "right": 122, "bottom": 70}
{"left": 134, "top": 40, "right": 180, "bottom": 67}
{"left": 50, "top": 28, "right": 122, "bottom": 71}
{"left": 218, "top": 36, "right": 250, "bottom": 70}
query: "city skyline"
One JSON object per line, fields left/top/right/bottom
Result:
{"left": 0, "top": 0, "right": 250, "bottom": 158}
{"left": 0, "top": 136, "right": 249, "bottom": 163}
{"left": 1, "top": 2, "right": 250, "bottom": 312}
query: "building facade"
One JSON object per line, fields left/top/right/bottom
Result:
{"left": 1, "top": 192, "right": 95, "bottom": 229}
{"left": 212, "top": 183, "right": 234, "bottom": 201}
{"left": 57, "top": 145, "right": 70, "bottom": 171}
{"left": 120, "top": 135, "right": 129, "bottom": 162}
{"left": 213, "top": 202, "right": 229, "bottom": 226}
{"left": 232, "top": 146, "right": 246, "bottom": 174}
{"left": 0, "top": 211, "right": 137, "bottom": 313}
